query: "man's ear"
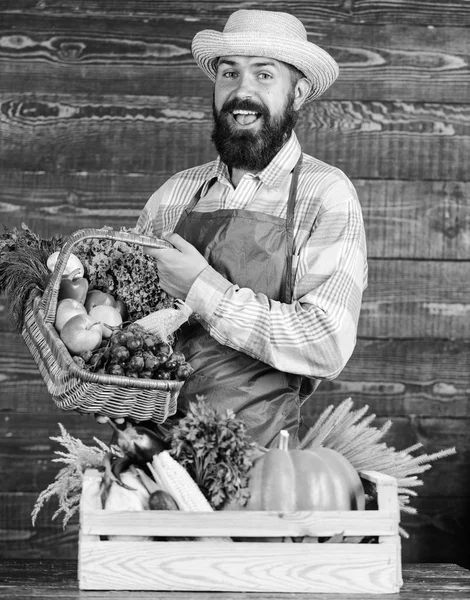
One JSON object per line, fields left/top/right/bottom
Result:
{"left": 293, "top": 77, "right": 311, "bottom": 110}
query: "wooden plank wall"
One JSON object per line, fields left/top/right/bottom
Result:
{"left": 1, "top": 0, "right": 469, "bottom": 567}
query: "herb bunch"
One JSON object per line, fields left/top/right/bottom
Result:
{"left": 75, "top": 227, "right": 175, "bottom": 321}
{"left": 169, "top": 398, "right": 257, "bottom": 509}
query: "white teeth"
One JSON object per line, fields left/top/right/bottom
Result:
{"left": 233, "top": 109, "right": 257, "bottom": 115}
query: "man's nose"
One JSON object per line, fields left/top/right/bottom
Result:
{"left": 233, "top": 74, "right": 255, "bottom": 99}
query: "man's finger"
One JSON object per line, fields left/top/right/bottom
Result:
{"left": 162, "top": 232, "right": 197, "bottom": 254}
{"left": 142, "top": 245, "right": 171, "bottom": 259}
{"left": 95, "top": 414, "right": 125, "bottom": 425}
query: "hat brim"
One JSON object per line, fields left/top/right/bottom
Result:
{"left": 192, "top": 30, "right": 339, "bottom": 102}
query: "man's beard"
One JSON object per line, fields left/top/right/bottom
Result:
{"left": 211, "top": 91, "right": 299, "bottom": 171}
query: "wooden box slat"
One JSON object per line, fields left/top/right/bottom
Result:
{"left": 79, "top": 539, "right": 400, "bottom": 593}
{"left": 81, "top": 509, "right": 398, "bottom": 538}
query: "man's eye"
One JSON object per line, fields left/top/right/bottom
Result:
{"left": 258, "top": 73, "right": 273, "bottom": 80}
{"left": 222, "top": 71, "right": 237, "bottom": 79}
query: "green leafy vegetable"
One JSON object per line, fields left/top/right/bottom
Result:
{"left": 75, "top": 226, "right": 175, "bottom": 321}
{"left": 168, "top": 398, "right": 257, "bottom": 509}
{"left": 0, "top": 223, "right": 64, "bottom": 329}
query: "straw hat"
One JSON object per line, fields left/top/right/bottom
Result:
{"left": 191, "top": 10, "right": 339, "bottom": 102}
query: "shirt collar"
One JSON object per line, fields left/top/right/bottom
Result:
{"left": 259, "top": 132, "right": 301, "bottom": 188}
{"left": 207, "top": 132, "right": 302, "bottom": 191}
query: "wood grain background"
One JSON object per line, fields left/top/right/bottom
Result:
{"left": 1, "top": 0, "right": 469, "bottom": 567}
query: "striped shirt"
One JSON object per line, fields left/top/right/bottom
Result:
{"left": 136, "top": 132, "right": 368, "bottom": 380}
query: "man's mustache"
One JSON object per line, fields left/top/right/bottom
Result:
{"left": 220, "top": 98, "right": 269, "bottom": 118}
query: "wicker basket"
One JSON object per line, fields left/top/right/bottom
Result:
{"left": 21, "top": 227, "right": 184, "bottom": 423}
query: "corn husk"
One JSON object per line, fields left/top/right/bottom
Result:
{"left": 135, "top": 299, "right": 193, "bottom": 342}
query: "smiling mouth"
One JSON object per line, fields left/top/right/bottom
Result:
{"left": 232, "top": 109, "right": 261, "bottom": 126}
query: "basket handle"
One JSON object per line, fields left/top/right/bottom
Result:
{"left": 40, "top": 227, "right": 172, "bottom": 324}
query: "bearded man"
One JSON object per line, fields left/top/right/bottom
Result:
{"left": 136, "top": 9, "right": 368, "bottom": 448}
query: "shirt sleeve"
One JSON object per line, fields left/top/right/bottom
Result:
{"left": 185, "top": 176, "right": 368, "bottom": 380}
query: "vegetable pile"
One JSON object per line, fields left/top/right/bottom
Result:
{"left": 33, "top": 401, "right": 260, "bottom": 531}
{"left": 32, "top": 398, "right": 456, "bottom": 544}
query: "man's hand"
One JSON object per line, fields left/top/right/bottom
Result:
{"left": 143, "top": 232, "right": 208, "bottom": 299}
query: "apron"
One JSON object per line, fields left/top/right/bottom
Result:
{"left": 172, "top": 158, "right": 319, "bottom": 448}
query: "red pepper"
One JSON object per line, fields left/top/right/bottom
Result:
{"left": 58, "top": 268, "right": 89, "bottom": 304}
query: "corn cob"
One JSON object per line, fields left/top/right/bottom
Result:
{"left": 148, "top": 451, "right": 231, "bottom": 542}
{"left": 148, "top": 451, "right": 213, "bottom": 511}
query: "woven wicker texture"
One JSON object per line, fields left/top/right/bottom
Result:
{"left": 21, "top": 228, "right": 182, "bottom": 423}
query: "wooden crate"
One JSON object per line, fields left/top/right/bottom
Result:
{"left": 78, "top": 468, "right": 403, "bottom": 593}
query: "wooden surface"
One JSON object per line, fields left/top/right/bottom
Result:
{"left": 0, "top": 560, "right": 469, "bottom": 599}
{"left": 0, "top": 0, "right": 469, "bottom": 568}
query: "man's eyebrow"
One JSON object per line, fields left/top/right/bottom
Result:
{"left": 217, "top": 58, "right": 279, "bottom": 69}
{"left": 252, "top": 60, "right": 279, "bottom": 68}
{"left": 217, "top": 59, "right": 237, "bottom": 68}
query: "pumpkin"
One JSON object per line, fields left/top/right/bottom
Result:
{"left": 246, "top": 431, "right": 365, "bottom": 512}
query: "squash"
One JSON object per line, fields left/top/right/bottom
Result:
{"left": 246, "top": 431, "right": 365, "bottom": 512}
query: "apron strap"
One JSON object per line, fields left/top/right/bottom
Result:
{"left": 283, "top": 155, "right": 323, "bottom": 401}
{"left": 174, "top": 177, "right": 217, "bottom": 229}
{"left": 283, "top": 154, "right": 302, "bottom": 304}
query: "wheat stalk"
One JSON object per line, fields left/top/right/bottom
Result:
{"left": 300, "top": 398, "right": 456, "bottom": 535}
{"left": 31, "top": 424, "right": 120, "bottom": 528}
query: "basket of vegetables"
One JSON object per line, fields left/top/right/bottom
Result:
{"left": 0, "top": 225, "right": 194, "bottom": 423}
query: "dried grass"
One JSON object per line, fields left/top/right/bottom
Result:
{"left": 300, "top": 397, "right": 456, "bottom": 535}
{"left": 31, "top": 424, "right": 120, "bottom": 528}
